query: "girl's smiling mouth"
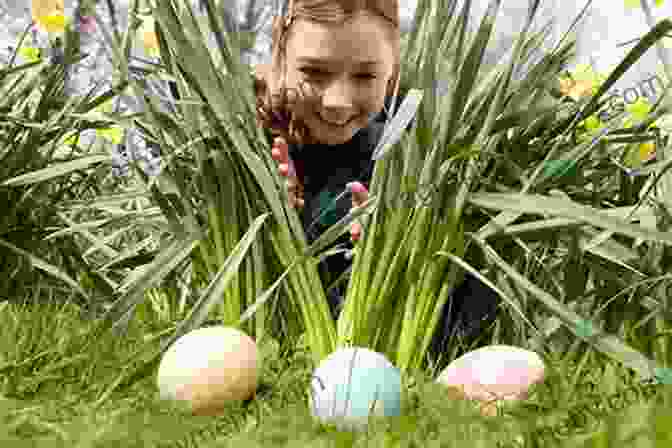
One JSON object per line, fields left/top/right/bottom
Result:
{"left": 318, "top": 112, "right": 358, "bottom": 128}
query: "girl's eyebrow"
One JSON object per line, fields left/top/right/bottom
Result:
{"left": 295, "top": 57, "right": 381, "bottom": 67}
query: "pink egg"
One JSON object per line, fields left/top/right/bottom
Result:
{"left": 436, "top": 345, "right": 545, "bottom": 415}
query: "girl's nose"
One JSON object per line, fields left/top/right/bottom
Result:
{"left": 320, "top": 79, "right": 354, "bottom": 117}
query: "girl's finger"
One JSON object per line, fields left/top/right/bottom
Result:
{"left": 289, "top": 191, "right": 304, "bottom": 209}
{"left": 287, "top": 176, "right": 299, "bottom": 191}
{"left": 286, "top": 157, "right": 297, "bottom": 178}
{"left": 348, "top": 181, "right": 369, "bottom": 209}
{"left": 272, "top": 136, "right": 304, "bottom": 209}
{"left": 347, "top": 182, "right": 369, "bottom": 243}
{"left": 272, "top": 137, "right": 289, "bottom": 161}
{"left": 350, "top": 221, "right": 362, "bottom": 242}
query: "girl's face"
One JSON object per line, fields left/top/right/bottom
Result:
{"left": 282, "top": 13, "right": 397, "bottom": 145}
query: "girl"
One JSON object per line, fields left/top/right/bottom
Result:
{"left": 253, "top": 0, "right": 500, "bottom": 365}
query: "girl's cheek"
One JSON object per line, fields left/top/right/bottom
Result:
{"left": 282, "top": 75, "right": 384, "bottom": 118}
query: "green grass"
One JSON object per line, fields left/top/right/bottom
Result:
{"left": 0, "top": 297, "right": 671, "bottom": 447}
{"left": 3, "top": 1, "right": 672, "bottom": 446}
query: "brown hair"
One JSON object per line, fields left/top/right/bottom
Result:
{"left": 254, "top": 0, "right": 401, "bottom": 145}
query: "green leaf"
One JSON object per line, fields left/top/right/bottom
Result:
{"left": 654, "top": 367, "right": 672, "bottom": 385}
{"left": 473, "top": 237, "right": 662, "bottom": 381}
{"left": 1, "top": 155, "right": 109, "bottom": 186}
{"left": 161, "top": 212, "right": 271, "bottom": 352}
{"left": 470, "top": 192, "right": 672, "bottom": 246}
{"left": 542, "top": 159, "right": 578, "bottom": 179}
{"left": 90, "top": 234, "right": 201, "bottom": 340}
{"left": 371, "top": 89, "right": 424, "bottom": 161}
{"left": 574, "top": 319, "right": 598, "bottom": 339}
{"left": 0, "top": 238, "right": 89, "bottom": 301}
{"left": 444, "top": 0, "right": 502, "bottom": 143}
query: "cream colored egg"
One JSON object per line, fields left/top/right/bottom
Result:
{"left": 157, "top": 326, "right": 259, "bottom": 416}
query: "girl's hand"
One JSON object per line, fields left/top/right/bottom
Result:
{"left": 271, "top": 137, "right": 368, "bottom": 244}
{"left": 348, "top": 181, "right": 369, "bottom": 243}
{"left": 271, "top": 136, "right": 304, "bottom": 209}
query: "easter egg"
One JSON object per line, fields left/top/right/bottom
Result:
{"left": 436, "top": 345, "right": 544, "bottom": 416}
{"left": 156, "top": 326, "right": 258, "bottom": 416}
{"left": 310, "top": 347, "right": 402, "bottom": 431}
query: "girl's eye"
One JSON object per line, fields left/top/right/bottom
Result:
{"left": 299, "top": 68, "right": 327, "bottom": 78}
{"left": 355, "top": 73, "right": 377, "bottom": 81}
{"left": 299, "top": 68, "right": 376, "bottom": 81}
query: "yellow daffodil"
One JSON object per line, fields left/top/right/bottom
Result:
{"left": 558, "top": 64, "right": 607, "bottom": 101}
{"left": 626, "top": 97, "right": 653, "bottom": 121}
{"left": 62, "top": 132, "right": 79, "bottom": 146}
{"left": 624, "top": 141, "right": 657, "bottom": 169}
{"left": 618, "top": 96, "right": 657, "bottom": 170}
{"left": 139, "top": 17, "right": 160, "bottom": 57}
{"left": 623, "top": 96, "right": 654, "bottom": 128}
{"left": 624, "top": 0, "right": 665, "bottom": 8}
{"left": 97, "top": 127, "right": 124, "bottom": 145}
{"left": 32, "top": 0, "right": 70, "bottom": 34}
{"left": 582, "top": 115, "right": 604, "bottom": 133}
{"left": 19, "top": 46, "right": 42, "bottom": 62}
{"left": 34, "top": 12, "right": 70, "bottom": 34}
{"left": 638, "top": 141, "right": 657, "bottom": 162}
{"left": 559, "top": 77, "right": 594, "bottom": 101}
{"left": 32, "top": 0, "right": 63, "bottom": 20}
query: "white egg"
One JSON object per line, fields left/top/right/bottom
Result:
{"left": 156, "top": 326, "right": 258, "bottom": 416}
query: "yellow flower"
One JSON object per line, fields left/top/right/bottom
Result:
{"left": 639, "top": 142, "right": 656, "bottom": 162}
{"left": 625, "top": 0, "right": 665, "bottom": 8}
{"left": 139, "top": 17, "right": 160, "bottom": 57}
{"left": 32, "top": 0, "right": 69, "bottom": 34}
{"left": 558, "top": 64, "right": 606, "bottom": 101}
{"left": 559, "top": 77, "right": 594, "bottom": 101}
{"left": 32, "top": 0, "right": 63, "bottom": 20}
{"left": 626, "top": 97, "right": 653, "bottom": 121}
{"left": 60, "top": 131, "right": 77, "bottom": 146}
{"left": 19, "top": 46, "right": 42, "bottom": 62}
{"left": 582, "top": 115, "right": 604, "bottom": 132}
{"left": 34, "top": 12, "right": 70, "bottom": 34}
{"left": 96, "top": 127, "right": 124, "bottom": 145}
{"left": 624, "top": 142, "right": 656, "bottom": 169}
{"left": 623, "top": 97, "right": 654, "bottom": 129}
